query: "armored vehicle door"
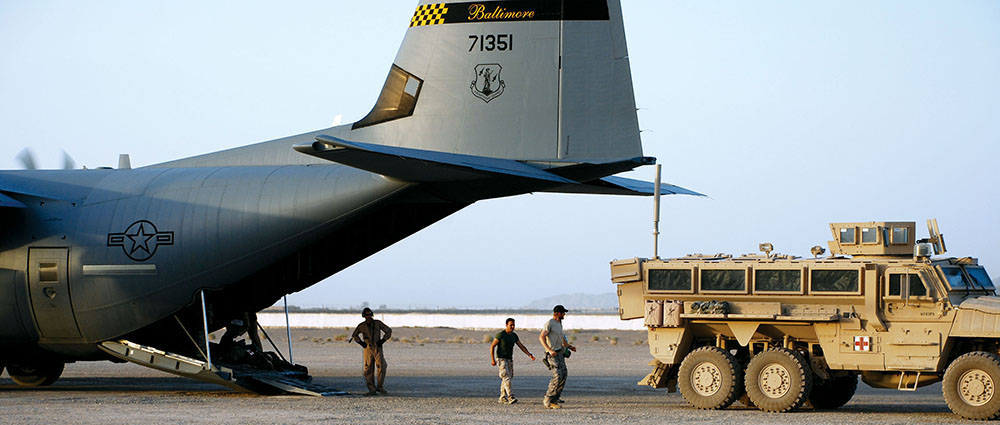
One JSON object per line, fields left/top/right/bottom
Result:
{"left": 882, "top": 268, "right": 942, "bottom": 321}
{"left": 27, "top": 248, "right": 83, "bottom": 340}
{"left": 881, "top": 267, "right": 949, "bottom": 369}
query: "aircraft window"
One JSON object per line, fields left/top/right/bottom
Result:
{"left": 39, "top": 263, "right": 58, "bottom": 283}
{"left": 840, "top": 227, "right": 856, "bottom": 244}
{"left": 755, "top": 269, "right": 802, "bottom": 292}
{"left": 352, "top": 65, "right": 423, "bottom": 129}
{"left": 811, "top": 269, "right": 859, "bottom": 293}
{"left": 965, "top": 267, "right": 996, "bottom": 290}
{"left": 701, "top": 269, "right": 745, "bottom": 292}
{"left": 940, "top": 266, "right": 969, "bottom": 290}
{"left": 404, "top": 76, "right": 420, "bottom": 97}
{"left": 861, "top": 227, "right": 878, "bottom": 244}
{"left": 891, "top": 227, "right": 909, "bottom": 245}
{"left": 648, "top": 269, "right": 692, "bottom": 292}
{"left": 888, "top": 273, "right": 927, "bottom": 297}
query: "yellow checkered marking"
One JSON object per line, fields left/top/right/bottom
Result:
{"left": 410, "top": 3, "right": 448, "bottom": 27}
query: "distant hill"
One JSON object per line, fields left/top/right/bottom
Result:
{"left": 522, "top": 293, "right": 618, "bottom": 310}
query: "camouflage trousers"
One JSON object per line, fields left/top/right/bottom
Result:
{"left": 544, "top": 352, "right": 567, "bottom": 403}
{"left": 497, "top": 358, "right": 514, "bottom": 400}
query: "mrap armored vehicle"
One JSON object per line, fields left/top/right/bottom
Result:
{"left": 612, "top": 220, "right": 1000, "bottom": 419}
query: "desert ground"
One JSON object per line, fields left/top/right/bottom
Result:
{"left": 0, "top": 327, "right": 968, "bottom": 424}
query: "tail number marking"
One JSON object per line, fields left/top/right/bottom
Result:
{"left": 469, "top": 34, "right": 512, "bottom": 52}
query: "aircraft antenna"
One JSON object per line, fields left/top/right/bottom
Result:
{"left": 653, "top": 164, "right": 662, "bottom": 259}
{"left": 118, "top": 154, "right": 131, "bottom": 170}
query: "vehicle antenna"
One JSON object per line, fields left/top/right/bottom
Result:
{"left": 653, "top": 164, "right": 662, "bottom": 259}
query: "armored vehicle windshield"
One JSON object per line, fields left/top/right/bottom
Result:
{"left": 939, "top": 264, "right": 995, "bottom": 292}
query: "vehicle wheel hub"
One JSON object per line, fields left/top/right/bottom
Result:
{"left": 759, "top": 363, "right": 791, "bottom": 398}
{"left": 959, "top": 369, "right": 995, "bottom": 407}
{"left": 691, "top": 361, "right": 723, "bottom": 396}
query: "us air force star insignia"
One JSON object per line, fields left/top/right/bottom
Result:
{"left": 471, "top": 63, "right": 505, "bottom": 103}
{"left": 108, "top": 220, "right": 174, "bottom": 262}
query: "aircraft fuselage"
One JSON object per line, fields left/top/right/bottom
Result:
{"left": 0, "top": 162, "right": 459, "bottom": 359}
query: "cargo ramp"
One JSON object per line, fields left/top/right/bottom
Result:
{"left": 99, "top": 340, "right": 346, "bottom": 396}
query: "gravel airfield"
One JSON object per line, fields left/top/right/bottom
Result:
{"left": 0, "top": 327, "right": 969, "bottom": 424}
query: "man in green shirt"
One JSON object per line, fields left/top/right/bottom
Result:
{"left": 489, "top": 318, "right": 535, "bottom": 404}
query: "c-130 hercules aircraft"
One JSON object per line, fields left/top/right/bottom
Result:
{"left": 0, "top": 0, "right": 700, "bottom": 391}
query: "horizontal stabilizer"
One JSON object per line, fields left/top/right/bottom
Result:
{"left": 0, "top": 192, "right": 27, "bottom": 208}
{"left": 541, "top": 176, "right": 704, "bottom": 197}
{"left": 294, "top": 135, "right": 575, "bottom": 184}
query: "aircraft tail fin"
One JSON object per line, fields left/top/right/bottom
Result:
{"left": 341, "top": 0, "right": 641, "bottom": 163}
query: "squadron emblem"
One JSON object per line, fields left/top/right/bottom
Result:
{"left": 470, "top": 63, "right": 505, "bottom": 103}
{"left": 108, "top": 220, "right": 174, "bottom": 262}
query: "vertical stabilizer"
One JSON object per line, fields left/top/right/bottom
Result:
{"left": 347, "top": 0, "right": 642, "bottom": 163}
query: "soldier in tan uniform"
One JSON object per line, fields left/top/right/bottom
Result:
{"left": 539, "top": 305, "right": 576, "bottom": 409}
{"left": 349, "top": 307, "right": 392, "bottom": 395}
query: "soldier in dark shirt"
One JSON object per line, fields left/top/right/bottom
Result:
{"left": 489, "top": 318, "right": 535, "bottom": 404}
{"left": 219, "top": 311, "right": 262, "bottom": 352}
{"left": 349, "top": 308, "right": 392, "bottom": 395}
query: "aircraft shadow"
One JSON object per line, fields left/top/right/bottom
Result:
{"left": 0, "top": 376, "right": 236, "bottom": 394}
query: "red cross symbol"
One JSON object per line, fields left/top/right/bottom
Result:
{"left": 854, "top": 336, "right": 870, "bottom": 351}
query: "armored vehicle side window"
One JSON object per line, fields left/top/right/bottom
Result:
{"left": 648, "top": 269, "right": 692, "bottom": 292}
{"left": 888, "top": 273, "right": 927, "bottom": 297}
{"left": 940, "top": 266, "right": 970, "bottom": 290}
{"left": 755, "top": 269, "right": 802, "bottom": 292}
{"left": 861, "top": 227, "right": 879, "bottom": 244}
{"left": 891, "top": 227, "right": 909, "bottom": 245}
{"left": 700, "top": 269, "right": 746, "bottom": 292}
{"left": 810, "top": 269, "right": 859, "bottom": 293}
{"left": 840, "top": 227, "right": 856, "bottom": 244}
{"left": 965, "top": 267, "right": 996, "bottom": 290}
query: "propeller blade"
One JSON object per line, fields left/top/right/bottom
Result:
{"left": 62, "top": 150, "right": 76, "bottom": 170}
{"left": 16, "top": 148, "right": 37, "bottom": 170}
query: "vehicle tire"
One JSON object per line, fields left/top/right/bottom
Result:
{"left": 744, "top": 348, "right": 812, "bottom": 412}
{"left": 738, "top": 393, "right": 756, "bottom": 408}
{"left": 6, "top": 361, "right": 64, "bottom": 386}
{"left": 943, "top": 351, "right": 1000, "bottom": 420}
{"left": 735, "top": 358, "right": 753, "bottom": 408}
{"left": 809, "top": 374, "right": 857, "bottom": 410}
{"left": 678, "top": 346, "right": 742, "bottom": 409}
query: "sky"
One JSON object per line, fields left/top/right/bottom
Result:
{"left": 1, "top": 1, "right": 998, "bottom": 309}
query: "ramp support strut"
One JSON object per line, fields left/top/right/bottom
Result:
{"left": 201, "top": 290, "right": 212, "bottom": 370}
{"left": 284, "top": 295, "right": 294, "bottom": 364}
